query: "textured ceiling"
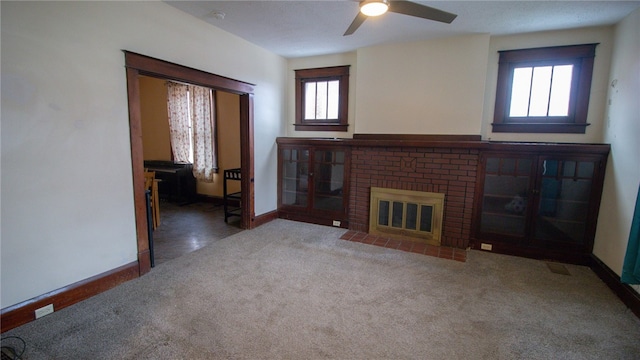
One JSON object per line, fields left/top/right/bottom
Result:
{"left": 166, "top": 1, "right": 640, "bottom": 58}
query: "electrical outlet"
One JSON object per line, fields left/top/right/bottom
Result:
{"left": 35, "top": 304, "right": 54, "bottom": 319}
{"left": 480, "top": 243, "right": 493, "bottom": 251}
{"left": 332, "top": 220, "right": 341, "bottom": 227}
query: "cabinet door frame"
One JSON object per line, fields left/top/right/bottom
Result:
{"left": 277, "top": 143, "right": 351, "bottom": 227}
{"left": 473, "top": 150, "right": 607, "bottom": 263}
{"left": 473, "top": 152, "right": 537, "bottom": 244}
{"left": 278, "top": 146, "right": 311, "bottom": 210}
{"left": 529, "top": 154, "right": 606, "bottom": 252}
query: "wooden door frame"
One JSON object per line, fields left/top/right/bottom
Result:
{"left": 124, "top": 51, "right": 255, "bottom": 275}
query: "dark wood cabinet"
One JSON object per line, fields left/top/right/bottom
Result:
{"left": 472, "top": 144, "right": 610, "bottom": 264}
{"left": 277, "top": 138, "right": 350, "bottom": 228}
{"left": 143, "top": 160, "right": 197, "bottom": 203}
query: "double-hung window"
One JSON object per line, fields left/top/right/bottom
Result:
{"left": 492, "top": 44, "right": 598, "bottom": 134}
{"left": 295, "top": 66, "right": 350, "bottom": 131}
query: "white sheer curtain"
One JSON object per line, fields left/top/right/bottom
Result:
{"left": 189, "top": 85, "right": 217, "bottom": 182}
{"left": 166, "top": 82, "right": 191, "bottom": 163}
{"left": 166, "top": 81, "right": 217, "bottom": 182}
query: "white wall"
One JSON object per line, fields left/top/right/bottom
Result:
{"left": 594, "top": 8, "right": 640, "bottom": 294}
{"left": 482, "top": 27, "right": 614, "bottom": 143}
{"left": 0, "top": 1, "right": 286, "bottom": 308}
{"left": 289, "top": 28, "right": 613, "bottom": 143}
{"left": 355, "top": 34, "right": 490, "bottom": 135}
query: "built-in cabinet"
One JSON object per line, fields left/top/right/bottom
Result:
{"left": 472, "top": 144, "right": 610, "bottom": 264}
{"left": 276, "top": 137, "right": 609, "bottom": 264}
{"left": 277, "top": 139, "right": 350, "bottom": 228}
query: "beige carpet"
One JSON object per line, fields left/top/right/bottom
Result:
{"left": 3, "top": 219, "right": 640, "bottom": 359}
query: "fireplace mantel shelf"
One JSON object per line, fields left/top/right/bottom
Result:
{"left": 276, "top": 136, "right": 610, "bottom": 155}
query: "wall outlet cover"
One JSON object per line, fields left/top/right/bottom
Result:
{"left": 35, "top": 303, "right": 54, "bottom": 319}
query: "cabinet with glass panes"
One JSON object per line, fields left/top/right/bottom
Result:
{"left": 277, "top": 138, "right": 350, "bottom": 228}
{"left": 472, "top": 145, "right": 609, "bottom": 264}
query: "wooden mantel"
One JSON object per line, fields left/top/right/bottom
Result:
{"left": 276, "top": 134, "right": 611, "bottom": 155}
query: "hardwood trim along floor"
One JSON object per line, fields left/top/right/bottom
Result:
{"left": 1, "top": 261, "right": 139, "bottom": 333}
{"left": 590, "top": 254, "right": 640, "bottom": 319}
{"left": 253, "top": 210, "right": 278, "bottom": 228}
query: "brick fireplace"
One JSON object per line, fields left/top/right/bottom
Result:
{"left": 348, "top": 138, "right": 479, "bottom": 250}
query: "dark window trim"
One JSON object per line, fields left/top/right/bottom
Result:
{"left": 492, "top": 44, "right": 598, "bottom": 134}
{"left": 295, "top": 65, "right": 350, "bottom": 132}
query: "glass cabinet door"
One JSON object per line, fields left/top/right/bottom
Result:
{"left": 312, "top": 150, "right": 345, "bottom": 211}
{"left": 479, "top": 156, "right": 533, "bottom": 237}
{"left": 281, "top": 148, "right": 309, "bottom": 207}
{"left": 533, "top": 158, "right": 596, "bottom": 244}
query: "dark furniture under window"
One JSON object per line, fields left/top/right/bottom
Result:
{"left": 277, "top": 138, "right": 350, "bottom": 228}
{"left": 223, "top": 168, "right": 242, "bottom": 223}
{"left": 472, "top": 143, "right": 610, "bottom": 264}
{"left": 143, "top": 160, "right": 196, "bottom": 203}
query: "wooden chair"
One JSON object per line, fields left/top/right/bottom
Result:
{"left": 144, "top": 171, "right": 160, "bottom": 229}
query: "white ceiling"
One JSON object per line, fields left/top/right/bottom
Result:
{"left": 166, "top": 1, "right": 640, "bottom": 58}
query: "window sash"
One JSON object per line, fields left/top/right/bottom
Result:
{"left": 508, "top": 65, "right": 573, "bottom": 118}
{"left": 492, "top": 44, "right": 597, "bottom": 134}
{"left": 303, "top": 79, "right": 340, "bottom": 121}
{"left": 294, "top": 65, "right": 350, "bottom": 131}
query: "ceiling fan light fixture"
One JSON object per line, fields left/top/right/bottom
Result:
{"left": 360, "top": 0, "right": 389, "bottom": 17}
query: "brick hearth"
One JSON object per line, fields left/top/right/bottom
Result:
{"left": 340, "top": 230, "right": 467, "bottom": 262}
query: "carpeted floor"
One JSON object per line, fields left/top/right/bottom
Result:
{"left": 3, "top": 219, "right": 640, "bottom": 359}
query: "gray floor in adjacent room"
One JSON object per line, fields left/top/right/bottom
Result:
{"left": 151, "top": 200, "right": 243, "bottom": 266}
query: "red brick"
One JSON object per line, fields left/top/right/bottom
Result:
{"left": 453, "top": 252, "right": 467, "bottom": 262}
{"left": 438, "top": 247, "right": 454, "bottom": 259}
{"left": 452, "top": 149, "right": 471, "bottom": 154}
{"left": 433, "top": 158, "right": 451, "bottom": 164}
{"left": 424, "top": 153, "right": 443, "bottom": 159}
{"left": 360, "top": 235, "right": 376, "bottom": 245}
{"left": 385, "top": 239, "right": 403, "bottom": 249}
{"left": 425, "top": 245, "right": 440, "bottom": 257}
{"left": 397, "top": 241, "right": 414, "bottom": 252}
{"left": 411, "top": 243, "right": 428, "bottom": 254}
{"left": 342, "top": 230, "right": 358, "bottom": 240}
{"left": 373, "top": 236, "right": 389, "bottom": 246}
{"left": 443, "top": 154, "right": 461, "bottom": 159}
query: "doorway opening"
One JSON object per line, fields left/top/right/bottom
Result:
{"left": 124, "top": 51, "right": 256, "bottom": 275}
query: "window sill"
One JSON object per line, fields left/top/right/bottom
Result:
{"left": 294, "top": 124, "right": 349, "bottom": 132}
{"left": 491, "top": 122, "right": 589, "bottom": 134}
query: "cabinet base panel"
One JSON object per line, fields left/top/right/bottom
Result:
{"left": 470, "top": 239, "right": 591, "bottom": 265}
{"left": 278, "top": 211, "right": 349, "bottom": 229}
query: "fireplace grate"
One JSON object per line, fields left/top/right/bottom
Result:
{"left": 369, "top": 187, "right": 444, "bottom": 246}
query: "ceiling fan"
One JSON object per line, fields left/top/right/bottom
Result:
{"left": 344, "top": 0, "right": 457, "bottom": 36}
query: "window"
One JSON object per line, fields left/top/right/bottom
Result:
{"left": 492, "top": 44, "right": 597, "bottom": 134}
{"left": 167, "top": 82, "right": 218, "bottom": 182}
{"left": 295, "top": 66, "right": 350, "bottom": 131}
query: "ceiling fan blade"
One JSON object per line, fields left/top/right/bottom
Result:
{"left": 389, "top": 1, "right": 457, "bottom": 24}
{"left": 344, "top": 12, "right": 368, "bottom": 36}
